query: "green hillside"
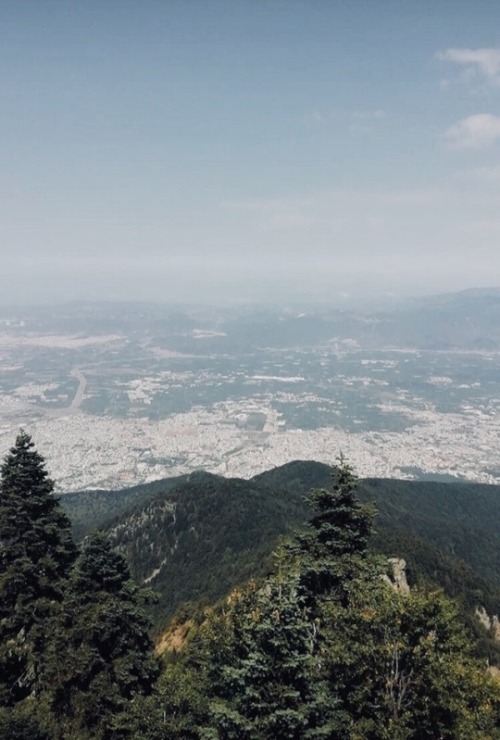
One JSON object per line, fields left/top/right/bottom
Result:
{"left": 60, "top": 461, "right": 500, "bottom": 668}
{"left": 62, "top": 473, "right": 189, "bottom": 538}
{"left": 105, "top": 471, "right": 308, "bottom": 627}
{"left": 5, "top": 440, "right": 500, "bottom": 738}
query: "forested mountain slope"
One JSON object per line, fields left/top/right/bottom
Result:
{"left": 61, "top": 461, "right": 500, "bottom": 666}
{"left": 3, "top": 436, "right": 500, "bottom": 737}
{"left": 257, "top": 461, "right": 500, "bottom": 588}
{"left": 62, "top": 473, "right": 189, "bottom": 538}
{"left": 105, "top": 471, "right": 309, "bottom": 626}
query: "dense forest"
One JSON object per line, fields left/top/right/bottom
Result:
{"left": 1, "top": 432, "right": 500, "bottom": 738}
{"left": 63, "top": 461, "right": 500, "bottom": 668}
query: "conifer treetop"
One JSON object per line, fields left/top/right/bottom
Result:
{"left": 1, "top": 429, "right": 54, "bottom": 497}
{"left": 0, "top": 430, "right": 77, "bottom": 706}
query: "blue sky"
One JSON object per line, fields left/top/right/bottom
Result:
{"left": 2, "top": 0, "right": 500, "bottom": 304}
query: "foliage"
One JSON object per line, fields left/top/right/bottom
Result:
{"left": 61, "top": 460, "right": 500, "bottom": 661}
{"left": 197, "top": 568, "right": 338, "bottom": 738}
{"left": 140, "top": 463, "right": 500, "bottom": 738}
{"left": 319, "top": 581, "right": 500, "bottom": 738}
{"left": 0, "top": 430, "right": 77, "bottom": 705}
{"left": 121, "top": 659, "right": 209, "bottom": 739}
{"left": 0, "top": 702, "right": 50, "bottom": 740}
{"left": 293, "top": 458, "right": 375, "bottom": 608}
{"left": 39, "top": 532, "right": 159, "bottom": 739}
{"left": 2, "top": 433, "right": 500, "bottom": 738}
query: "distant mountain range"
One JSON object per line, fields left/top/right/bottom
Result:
{"left": 124, "top": 288, "right": 500, "bottom": 353}
{"left": 4, "top": 287, "right": 500, "bottom": 352}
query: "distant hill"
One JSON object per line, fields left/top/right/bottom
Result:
{"left": 256, "top": 461, "right": 500, "bottom": 619}
{"left": 6, "top": 288, "right": 500, "bottom": 353}
{"left": 62, "top": 473, "right": 190, "bottom": 539}
{"left": 104, "top": 470, "right": 309, "bottom": 627}
{"left": 365, "top": 288, "right": 500, "bottom": 350}
{"left": 146, "top": 288, "right": 500, "bottom": 352}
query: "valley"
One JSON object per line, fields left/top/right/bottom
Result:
{"left": 1, "top": 293, "right": 500, "bottom": 490}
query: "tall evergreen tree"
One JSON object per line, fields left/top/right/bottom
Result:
{"left": 191, "top": 572, "right": 340, "bottom": 739}
{"left": 41, "top": 532, "right": 159, "bottom": 739}
{"left": 294, "top": 457, "right": 375, "bottom": 608}
{"left": 0, "top": 430, "right": 77, "bottom": 705}
{"left": 208, "top": 582, "right": 316, "bottom": 738}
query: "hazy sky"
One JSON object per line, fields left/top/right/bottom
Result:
{"left": 2, "top": 0, "right": 500, "bottom": 304}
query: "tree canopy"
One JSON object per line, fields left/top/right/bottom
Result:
{"left": 40, "top": 533, "right": 159, "bottom": 739}
{"left": 130, "top": 460, "right": 500, "bottom": 737}
{"left": 0, "top": 430, "right": 77, "bottom": 705}
{"left": 1, "top": 435, "right": 499, "bottom": 738}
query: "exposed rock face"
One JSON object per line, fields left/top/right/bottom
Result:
{"left": 383, "top": 557, "right": 410, "bottom": 594}
{"left": 476, "top": 606, "right": 500, "bottom": 641}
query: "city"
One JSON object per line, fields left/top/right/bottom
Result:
{"left": 1, "top": 301, "right": 499, "bottom": 491}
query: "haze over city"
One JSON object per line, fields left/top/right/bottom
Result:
{"left": 1, "top": 0, "right": 500, "bottom": 304}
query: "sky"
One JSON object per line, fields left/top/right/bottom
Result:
{"left": 2, "top": 0, "right": 500, "bottom": 305}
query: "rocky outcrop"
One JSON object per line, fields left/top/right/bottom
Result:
{"left": 475, "top": 606, "right": 500, "bottom": 641}
{"left": 383, "top": 557, "right": 410, "bottom": 594}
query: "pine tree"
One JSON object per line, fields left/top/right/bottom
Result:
{"left": 294, "top": 457, "right": 375, "bottom": 608}
{"left": 0, "top": 430, "right": 77, "bottom": 705}
{"left": 152, "top": 572, "right": 333, "bottom": 738}
{"left": 41, "top": 532, "right": 159, "bottom": 739}
{"left": 182, "top": 545, "right": 346, "bottom": 739}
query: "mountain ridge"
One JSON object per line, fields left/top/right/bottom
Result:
{"left": 60, "top": 460, "right": 500, "bottom": 665}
